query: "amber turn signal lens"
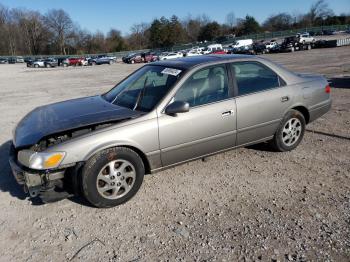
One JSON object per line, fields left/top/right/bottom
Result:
{"left": 44, "top": 153, "right": 64, "bottom": 168}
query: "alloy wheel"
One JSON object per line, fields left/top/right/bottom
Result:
{"left": 282, "top": 118, "right": 302, "bottom": 146}
{"left": 96, "top": 159, "right": 136, "bottom": 200}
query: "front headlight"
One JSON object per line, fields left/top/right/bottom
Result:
{"left": 18, "top": 150, "right": 66, "bottom": 170}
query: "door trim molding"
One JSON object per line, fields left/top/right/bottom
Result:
{"left": 161, "top": 130, "right": 237, "bottom": 153}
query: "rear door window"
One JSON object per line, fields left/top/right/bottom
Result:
{"left": 231, "top": 62, "right": 283, "bottom": 96}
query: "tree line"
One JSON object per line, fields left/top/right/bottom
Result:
{"left": 0, "top": 0, "right": 349, "bottom": 56}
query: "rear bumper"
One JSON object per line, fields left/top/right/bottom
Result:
{"left": 9, "top": 144, "right": 65, "bottom": 198}
{"left": 309, "top": 99, "right": 332, "bottom": 123}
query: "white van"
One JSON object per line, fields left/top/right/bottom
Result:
{"left": 202, "top": 44, "right": 223, "bottom": 54}
{"left": 232, "top": 39, "right": 253, "bottom": 49}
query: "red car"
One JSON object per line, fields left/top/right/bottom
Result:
{"left": 142, "top": 52, "right": 158, "bottom": 63}
{"left": 63, "top": 57, "right": 88, "bottom": 67}
{"left": 209, "top": 49, "right": 227, "bottom": 55}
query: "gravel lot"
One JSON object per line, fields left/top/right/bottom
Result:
{"left": 0, "top": 46, "right": 349, "bottom": 262}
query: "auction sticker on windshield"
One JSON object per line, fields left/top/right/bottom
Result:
{"left": 161, "top": 68, "right": 182, "bottom": 76}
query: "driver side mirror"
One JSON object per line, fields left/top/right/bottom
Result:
{"left": 165, "top": 101, "right": 190, "bottom": 115}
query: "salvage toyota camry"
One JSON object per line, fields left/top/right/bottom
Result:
{"left": 9, "top": 55, "right": 331, "bottom": 208}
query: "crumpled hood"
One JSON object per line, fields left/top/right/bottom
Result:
{"left": 14, "top": 95, "right": 142, "bottom": 148}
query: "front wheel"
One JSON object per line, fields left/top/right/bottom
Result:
{"left": 81, "top": 147, "right": 145, "bottom": 208}
{"left": 269, "top": 109, "right": 306, "bottom": 152}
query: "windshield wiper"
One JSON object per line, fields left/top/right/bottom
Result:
{"left": 133, "top": 76, "right": 148, "bottom": 111}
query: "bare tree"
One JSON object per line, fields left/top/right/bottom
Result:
{"left": 44, "top": 9, "right": 74, "bottom": 54}
{"left": 263, "top": 13, "right": 293, "bottom": 31}
{"left": 225, "top": 12, "right": 236, "bottom": 28}
{"left": 129, "top": 23, "right": 149, "bottom": 49}
{"left": 0, "top": 5, "right": 17, "bottom": 55}
{"left": 303, "top": 0, "right": 334, "bottom": 26}
{"left": 12, "top": 9, "right": 49, "bottom": 55}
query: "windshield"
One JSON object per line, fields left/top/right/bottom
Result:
{"left": 103, "top": 65, "right": 183, "bottom": 112}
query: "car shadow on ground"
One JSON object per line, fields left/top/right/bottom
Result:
{"left": 0, "top": 140, "right": 90, "bottom": 206}
{"left": 328, "top": 77, "right": 350, "bottom": 89}
{"left": 0, "top": 140, "right": 27, "bottom": 200}
{"left": 246, "top": 142, "right": 276, "bottom": 152}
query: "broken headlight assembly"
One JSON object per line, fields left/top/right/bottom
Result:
{"left": 18, "top": 150, "right": 66, "bottom": 170}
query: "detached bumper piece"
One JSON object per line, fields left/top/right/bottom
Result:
{"left": 9, "top": 144, "right": 72, "bottom": 202}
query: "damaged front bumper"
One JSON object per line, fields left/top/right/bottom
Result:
{"left": 9, "top": 144, "right": 65, "bottom": 198}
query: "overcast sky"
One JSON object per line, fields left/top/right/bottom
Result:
{"left": 1, "top": 0, "right": 349, "bottom": 35}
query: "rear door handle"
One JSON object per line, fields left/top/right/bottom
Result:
{"left": 281, "top": 96, "right": 289, "bottom": 102}
{"left": 222, "top": 110, "right": 234, "bottom": 117}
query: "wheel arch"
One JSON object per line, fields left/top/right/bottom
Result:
{"left": 84, "top": 143, "right": 152, "bottom": 175}
{"left": 291, "top": 105, "right": 310, "bottom": 124}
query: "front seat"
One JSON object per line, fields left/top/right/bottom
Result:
{"left": 174, "top": 78, "right": 200, "bottom": 107}
{"left": 197, "top": 69, "right": 227, "bottom": 105}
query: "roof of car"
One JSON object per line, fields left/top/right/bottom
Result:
{"left": 152, "top": 54, "right": 255, "bottom": 70}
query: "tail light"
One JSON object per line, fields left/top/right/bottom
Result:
{"left": 325, "top": 85, "right": 331, "bottom": 93}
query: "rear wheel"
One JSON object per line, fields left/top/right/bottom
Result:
{"left": 81, "top": 147, "right": 145, "bottom": 208}
{"left": 34, "top": 64, "right": 39, "bottom": 68}
{"left": 269, "top": 109, "right": 306, "bottom": 152}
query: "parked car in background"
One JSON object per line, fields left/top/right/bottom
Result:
{"left": 122, "top": 53, "right": 138, "bottom": 63}
{"left": 265, "top": 40, "right": 278, "bottom": 50}
{"left": 24, "top": 57, "right": 34, "bottom": 63}
{"left": 268, "top": 43, "right": 282, "bottom": 53}
{"left": 159, "top": 52, "right": 183, "bottom": 60}
{"left": 63, "top": 57, "right": 88, "bottom": 67}
{"left": 0, "top": 58, "right": 8, "bottom": 64}
{"left": 15, "top": 56, "right": 24, "bottom": 63}
{"left": 252, "top": 41, "right": 267, "bottom": 55}
{"left": 281, "top": 36, "right": 300, "bottom": 52}
{"left": 209, "top": 49, "right": 226, "bottom": 55}
{"left": 202, "top": 44, "right": 223, "bottom": 54}
{"left": 297, "top": 33, "right": 315, "bottom": 44}
{"left": 9, "top": 55, "right": 332, "bottom": 207}
{"left": 43, "top": 58, "right": 59, "bottom": 67}
{"left": 56, "top": 57, "right": 68, "bottom": 66}
{"left": 8, "top": 57, "right": 16, "bottom": 64}
{"left": 142, "top": 52, "right": 158, "bottom": 63}
{"left": 322, "top": 30, "right": 336, "bottom": 35}
{"left": 88, "top": 55, "right": 115, "bottom": 65}
{"left": 122, "top": 53, "right": 143, "bottom": 64}
{"left": 232, "top": 39, "right": 253, "bottom": 50}
{"left": 27, "top": 59, "right": 45, "bottom": 68}
{"left": 185, "top": 50, "right": 203, "bottom": 57}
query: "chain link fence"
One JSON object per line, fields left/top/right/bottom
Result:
{"left": 1, "top": 24, "right": 349, "bottom": 59}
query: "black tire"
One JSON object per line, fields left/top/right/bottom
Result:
{"left": 81, "top": 147, "right": 145, "bottom": 208}
{"left": 269, "top": 109, "right": 306, "bottom": 152}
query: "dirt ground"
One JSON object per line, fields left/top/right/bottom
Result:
{"left": 0, "top": 46, "right": 349, "bottom": 262}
